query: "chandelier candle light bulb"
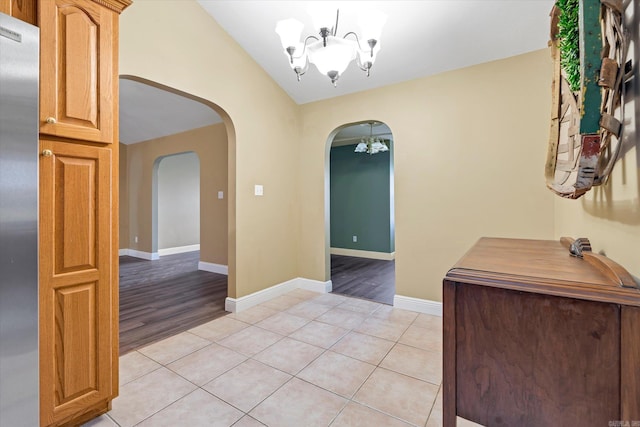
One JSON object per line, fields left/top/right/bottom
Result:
{"left": 276, "top": 7, "right": 386, "bottom": 86}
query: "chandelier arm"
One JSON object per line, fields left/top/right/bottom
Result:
{"left": 345, "top": 32, "right": 378, "bottom": 62}
{"left": 342, "top": 31, "right": 364, "bottom": 50}
{"left": 290, "top": 35, "right": 320, "bottom": 61}
{"left": 278, "top": 8, "right": 385, "bottom": 86}
{"left": 344, "top": 32, "right": 374, "bottom": 73}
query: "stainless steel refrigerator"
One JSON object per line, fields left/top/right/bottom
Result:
{"left": 0, "top": 12, "right": 39, "bottom": 427}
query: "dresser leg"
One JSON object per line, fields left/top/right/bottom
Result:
{"left": 443, "top": 280, "right": 457, "bottom": 426}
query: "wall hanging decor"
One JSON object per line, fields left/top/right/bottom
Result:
{"left": 546, "top": 0, "right": 633, "bottom": 199}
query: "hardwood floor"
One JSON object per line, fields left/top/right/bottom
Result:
{"left": 330, "top": 254, "right": 395, "bottom": 305}
{"left": 119, "top": 252, "right": 393, "bottom": 354}
{"left": 119, "top": 251, "right": 227, "bottom": 354}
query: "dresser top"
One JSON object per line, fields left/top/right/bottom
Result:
{"left": 446, "top": 237, "right": 640, "bottom": 306}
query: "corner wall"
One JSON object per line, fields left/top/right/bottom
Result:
{"left": 124, "top": 124, "right": 228, "bottom": 266}
{"left": 298, "top": 49, "right": 557, "bottom": 303}
{"left": 120, "top": 0, "right": 302, "bottom": 298}
{"left": 119, "top": 143, "right": 129, "bottom": 249}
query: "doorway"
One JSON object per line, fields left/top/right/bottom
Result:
{"left": 327, "top": 121, "right": 396, "bottom": 304}
{"left": 157, "top": 152, "right": 200, "bottom": 255}
{"left": 118, "top": 76, "right": 234, "bottom": 353}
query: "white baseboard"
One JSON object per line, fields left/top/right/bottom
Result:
{"left": 296, "top": 278, "right": 333, "bottom": 293}
{"left": 330, "top": 247, "right": 395, "bottom": 260}
{"left": 159, "top": 244, "right": 200, "bottom": 256}
{"left": 393, "top": 295, "right": 442, "bottom": 316}
{"left": 198, "top": 261, "right": 228, "bottom": 275}
{"left": 119, "top": 249, "right": 159, "bottom": 260}
{"left": 225, "top": 277, "right": 332, "bottom": 313}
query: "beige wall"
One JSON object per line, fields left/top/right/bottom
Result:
{"left": 119, "top": 143, "right": 129, "bottom": 250}
{"left": 298, "top": 49, "right": 557, "bottom": 302}
{"left": 124, "top": 124, "right": 228, "bottom": 266}
{"left": 554, "top": 8, "right": 639, "bottom": 280}
{"left": 120, "top": 1, "right": 638, "bottom": 303}
{"left": 120, "top": 0, "right": 302, "bottom": 298}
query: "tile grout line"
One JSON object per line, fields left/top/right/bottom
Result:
{"left": 111, "top": 291, "right": 444, "bottom": 427}
{"left": 424, "top": 383, "right": 442, "bottom": 427}
{"left": 130, "top": 387, "right": 202, "bottom": 427}
{"left": 224, "top": 296, "right": 375, "bottom": 425}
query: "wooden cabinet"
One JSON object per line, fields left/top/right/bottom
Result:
{"left": 39, "top": 0, "right": 119, "bottom": 144}
{"left": 38, "top": 0, "right": 130, "bottom": 425}
{"left": 39, "top": 140, "right": 114, "bottom": 426}
{"left": 443, "top": 238, "right": 640, "bottom": 426}
{"left": 0, "top": 0, "right": 37, "bottom": 25}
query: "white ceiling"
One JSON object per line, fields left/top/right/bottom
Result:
{"left": 119, "top": 0, "right": 556, "bottom": 145}
{"left": 119, "top": 78, "right": 222, "bottom": 145}
{"left": 197, "top": 0, "right": 556, "bottom": 104}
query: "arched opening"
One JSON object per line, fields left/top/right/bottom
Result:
{"left": 155, "top": 151, "right": 200, "bottom": 255}
{"left": 118, "top": 75, "right": 236, "bottom": 353}
{"left": 325, "top": 120, "right": 396, "bottom": 304}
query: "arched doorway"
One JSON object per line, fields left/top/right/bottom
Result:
{"left": 325, "top": 120, "right": 396, "bottom": 304}
{"left": 155, "top": 151, "right": 200, "bottom": 255}
{"left": 118, "top": 76, "right": 236, "bottom": 352}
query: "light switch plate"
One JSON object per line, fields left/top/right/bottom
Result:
{"left": 218, "top": 191, "right": 224, "bottom": 199}
{"left": 254, "top": 185, "right": 263, "bottom": 196}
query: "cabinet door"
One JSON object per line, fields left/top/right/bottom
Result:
{"left": 39, "top": 139, "right": 115, "bottom": 426}
{"left": 0, "top": 0, "right": 37, "bottom": 25}
{"left": 39, "top": 0, "right": 116, "bottom": 144}
{"left": 455, "top": 284, "right": 620, "bottom": 426}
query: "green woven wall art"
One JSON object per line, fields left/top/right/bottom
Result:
{"left": 545, "top": 0, "right": 633, "bottom": 199}
{"left": 556, "top": 0, "right": 580, "bottom": 92}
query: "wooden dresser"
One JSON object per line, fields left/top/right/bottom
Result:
{"left": 443, "top": 237, "right": 640, "bottom": 426}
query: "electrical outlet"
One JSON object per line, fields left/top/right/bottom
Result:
{"left": 352, "top": 235, "right": 357, "bottom": 242}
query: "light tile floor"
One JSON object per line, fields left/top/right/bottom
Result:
{"left": 83, "top": 289, "right": 469, "bottom": 427}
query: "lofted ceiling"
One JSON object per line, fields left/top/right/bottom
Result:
{"left": 119, "top": 0, "right": 556, "bottom": 145}
{"left": 119, "top": 78, "right": 223, "bottom": 145}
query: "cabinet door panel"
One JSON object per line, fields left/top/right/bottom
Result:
{"left": 40, "top": 0, "right": 115, "bottom": 143}
{"left": 455, "top": 284, "right": 620, "bottom": 426}
{"left": 54, "top": 154, "right": 98, "bottom": 272}
{"left": 40, "top": 139, "right": 113, "bottom": 426}
{"left": 55, "top": 281, "right": 98, "bottom": 404}
{"left": 61, "top": 7, "right": 98, "bottom": 127}
{"left": 0, "top": 0, "right": 37, "bottom": 25}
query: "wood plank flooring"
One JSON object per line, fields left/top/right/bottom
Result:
{"left": 330, "top": 254, "right": 395, "bottom": 305}
{"left": 119, "top": 252, "right": 394, "bottom": 354}
{"left": 119, "top": 251, "right": 227, "bottom": 354}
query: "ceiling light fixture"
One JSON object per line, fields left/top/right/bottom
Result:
{"left": 275, "top": 5, "right": 386, "bottom": 87}
{"left": 354, "top": 122, "right": 389, "bottom": 155}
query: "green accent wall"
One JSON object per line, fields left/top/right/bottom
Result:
{"left": 330, "top": 144, "right": 394, "bottom": 253}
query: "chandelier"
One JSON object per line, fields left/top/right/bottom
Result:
{"left": 354, "top": 122, "right": 389, "bottom": 155}
{"left": 275, "top": 6, "right": 387, "bottom": 86}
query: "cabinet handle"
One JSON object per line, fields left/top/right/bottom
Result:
{"left": 45, "top": 117, "right": 57, "bottom": 124}
{"left": 42, "top": 149, "right": 53, "bottom": 157}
